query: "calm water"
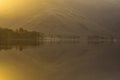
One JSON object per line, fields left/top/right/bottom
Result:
{"left": 0, "top": 0, "right": 120, "bottom": 80}
{"left": 0, "top": 40, "right": 120, "bottom": 80}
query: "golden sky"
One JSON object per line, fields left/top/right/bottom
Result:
{"left": 0, "top": 0, "right": 25, "bottom": 16}
{"left": 0, "top": 0, "right": 120, "bottom": 33}
{"left": 0, "top": 0, "right": 49, "bottom": 29}
{"left": 0, "top": 0, "right": 45, "bottom": 18}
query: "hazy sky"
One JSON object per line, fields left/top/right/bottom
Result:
{"left": 0, "top": 0, "right": 120, "bottom": 33}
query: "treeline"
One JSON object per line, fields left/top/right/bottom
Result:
{"left": 0, "top": 27, "right": 44, "bottom": 41}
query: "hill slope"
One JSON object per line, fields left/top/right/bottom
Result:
{"left": 1, "top": 0, "right": 118, "bottom": 35}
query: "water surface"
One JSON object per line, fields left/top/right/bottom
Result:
{"left": 0, "top": 41, "right": 120, "bottom": 80}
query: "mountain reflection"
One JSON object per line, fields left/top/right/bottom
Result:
{"left": 0, "top": 27, "right": 44, "bottom": 51}
{"left": 0, "top": 32, "right": 119, "bottom": 80}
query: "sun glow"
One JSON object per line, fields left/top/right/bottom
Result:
{"left": 0, "top": 63, "right": 25, "bottom": 80}
{"left": 0, "top": 0, "right": 15, "bottom": 12}
{"left": 0, "top": 64, "right": 17, "bottom": 80}
{"left": 0, "top": 0, "right": 34, "bottom": 17}
{"left": 0, "top": 0, "right": 18, "bottom": 17}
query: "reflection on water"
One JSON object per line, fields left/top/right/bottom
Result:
{"left": 0, "top": 40, "right": 41, "bottom": 51}
{"left": 0, "top": 39, "right": 120, "bottom": 80}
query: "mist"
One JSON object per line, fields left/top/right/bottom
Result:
{"left": 0, "top": 0, "right": 120, "bottom": 34}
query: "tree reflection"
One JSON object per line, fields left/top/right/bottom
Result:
{"left": 0, "top": 27, "right": 44, "bottom": 51}
{"left": 0, "top": 40, "right": 44, "bottom": 51}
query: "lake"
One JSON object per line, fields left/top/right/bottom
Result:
{"left": 0, "top": 40, "right": 120, "bottom": 80}
{"left": 0, "top": 0, "right": 120, "bottom": 80}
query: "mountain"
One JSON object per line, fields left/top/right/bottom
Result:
{"left": 17, "top": 11, "right": 110, "bottom": 36}
{"left": 1, "top": 0, "right": 119, "bottom": 35}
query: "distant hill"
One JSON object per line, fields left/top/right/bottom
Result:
{"left": 15, "top": 11, "right": 111, "bottom": 36}
{"left": 0, "top": 0, "right": 118, "bottom": 36}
